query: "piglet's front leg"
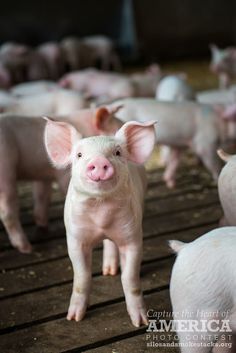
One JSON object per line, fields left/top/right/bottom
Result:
{"left": 67, "top": 237, "right": 92, "bottom": 322}
{"left": 119, "top": 239, "right": 148, "bottom": 327}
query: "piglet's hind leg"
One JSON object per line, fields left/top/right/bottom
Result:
{"left": 103, "top": 239, "right": 119, "bottom": 276}
{"left": 0, "top": 183, "right": 32, "bottom": 253}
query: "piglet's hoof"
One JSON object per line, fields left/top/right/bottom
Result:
{"left": 102, "top": 261, "right": 119, "bottom": 276}
{"left": 129, "top": 307, "right": 148, "bottom": 327}
{"left": 18, "top": 241, "right": 33, "bottom": 254}
{"left": 67, "top": 301, "right": 87, "bottom": 322}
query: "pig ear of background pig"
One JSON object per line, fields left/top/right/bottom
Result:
{"left": 44, "top": 118, "right": 81, "bottom": 168}
{"left": 209, "top": 44, "right": 218, "bottom": 53}
{"left": 104, "top": 104, "right": 124, "bottom": 117}
{"left": 115, "top": 121, "right": 157, "bottom": 164}
{"left": 94, "top": 106, "right": 123, "bottom": 131}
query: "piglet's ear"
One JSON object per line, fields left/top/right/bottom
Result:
{"left": 108, "top": 104, "right": 124, "bottom": 115}
{"left": 115, "top": 121, "right": 156, "bottom": 164}
{"left": 44, "top": 117, "right": 81, "bottom": 168}
{"left": 94, "top": 107, "right": 110, "bottom": 131}
{"left": 209, "top": 44, "right": 218, "bottom": 53}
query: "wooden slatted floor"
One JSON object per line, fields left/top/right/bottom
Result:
{"left": 0, "top": 156, "right": 222, "bottom": 353}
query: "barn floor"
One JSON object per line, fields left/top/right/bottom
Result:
{"left": 0, "top": 61, "right": 226, "bottom": 352}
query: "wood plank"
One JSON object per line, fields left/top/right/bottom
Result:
{"left": 0, "top": 189, "right": 221, "bottom": 251}
{"left": 0, "top": 223, "right": 216, "bottom": 331}
{"left": 17, "top": 182, "right": 216, "bottom": 228}
{"left": 14, "top": 183, "right": 216, "bottom": 231}
{"left": 0, "top": 257, "right": 172, "bottom": 332}
{"left": 0, "top": 166, "right": 214, "bottom": 234}
{"left": 0, "top": 187, "right": 219, "bottom": 269}
{"left": 85, "top": 332, "right": 179, "bottom": 353}
{"left": 0, "top": 290, "right": 171, "bottom": 353}
{"left": 145, "top": 188, "right": 218, "bottom": 217}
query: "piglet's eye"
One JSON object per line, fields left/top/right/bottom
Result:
{"left": 77, "top": 152, "right": 82, "bottom": 158}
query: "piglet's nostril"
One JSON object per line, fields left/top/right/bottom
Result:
{"left": 86, "top": 157, "right": 114, "bottom": 181}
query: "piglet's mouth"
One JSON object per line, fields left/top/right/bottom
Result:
{"left": 87, "top": 176, "right": 115, "bottom": 183}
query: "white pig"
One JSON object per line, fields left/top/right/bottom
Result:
{"left": 170, "top": 227, "right": 236, "bottom": 353}
{"left": 0, "top": 106, "right": 122, "bottom": 253}
{"left": 60, "top": 37, "right": 90, "bottom": 71}
{"left": 37, "top": 42, "right": 65, "bottom": 80}
{"left": 44, "top": 119, "right": 156, "bottom": 326}
{"left": 156, "top": 75, "right": 195, "bottom": 102}
{"left": 59, "top": 68, "right": 135, "bottom": 100}
{"left": 197, "top": 86, "right": 236, "bottom": 106}
{"left": 81, "top": 35, "right": 121, "bottom": 71}
{"left": 0, "top": 42, "right": 30, "bottom": 83}
{"left": 1, "top": 89, "right": 88, "bottom": 116}
{"left": 10, "top": 80, "right": 59, "bottom": 97}
{"left": 107, "top": 98, "right": 226, "bottom": 188}
{"left": 210, "top": 44, "right": 236, "bottom": 88}
{"left": 130, "top": 64, "right": 162, "bottom": 97}
{"left": 156, "top": 75, "right": 195, "bottom": 166}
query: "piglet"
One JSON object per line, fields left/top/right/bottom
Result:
{"left": 130, "top": 64, "right": 162, "bottom": 97}
{"left": 2, "top": 89, "right": 88, "bottom": 116}
{"left": 10, "top": 80, "right": 59, "bottom": 97}
{"left": 170, "top": 227, "right": 236, "bottom": 353}
{"left": 59, "top": 68, "right": 135, "bottom": 100}
{"left": 61, "top": 37, "right": 92, "bottom": 70}
{"left": 155, "top": 75, "right": 195, "bottom": 166}
{"left": 44, "top": 119, "right": 156, "bottom": 326}
{"left": 210, "top": 44, "right": 236, "bottom": 88}
{"left": 156, "top": 75, "right": 195, "bottom": 102}
{"left": 0, "top": 42, "right": 30, "bottom": 83}
{"left": 37, "top": 42, "right": 65, "bottom": 80}
{"left": 107, "top": 98, "right": 226, "bottom": 188}
{"left": 81, "top": 35, "right": 121, "bottom": 71}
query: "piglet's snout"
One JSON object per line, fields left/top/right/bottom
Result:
{"left": 86, "top": 156, "right": 114, "bottom": 181}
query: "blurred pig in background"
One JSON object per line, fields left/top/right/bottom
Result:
{"left": 59, "top": 68, "right": 135, "bottom": 101}
{"left": 0, "top": 42, "right": 30, "bottom": 83}
{"left": 156, "top": 75, "right": 195, "bottom": 101}
{"left": 210, "top": 44, "right": 236, "bottom": 88}
{"left": 10, "top": 80, "right": 59, "bottom": 97}
{"left": 37, "top": 42, "right": 65, "bottom": 80}
{"left": 130, "top": 64, "right": 162, "bottom": 97}
{"left": 81, "top": 35, "right": 121, "bottom": 71}
{"left": 0, "top": 89, "right": 88, "bottom": 115}
{"left": 107, "top": 98, "right": 230, "bottom": 188}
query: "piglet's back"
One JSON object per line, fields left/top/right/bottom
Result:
{"left": 0, "top": 114, "right": 55, "bottom": 180}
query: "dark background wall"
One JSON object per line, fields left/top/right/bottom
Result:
{"left": 0, "top": 0, "right": 122, "bottom": 44}
{"left": 0, "top": 0, "right": 235, "bottom": 62}
{"left": 134, "top": 0, "right": 236, "bottom": 61}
